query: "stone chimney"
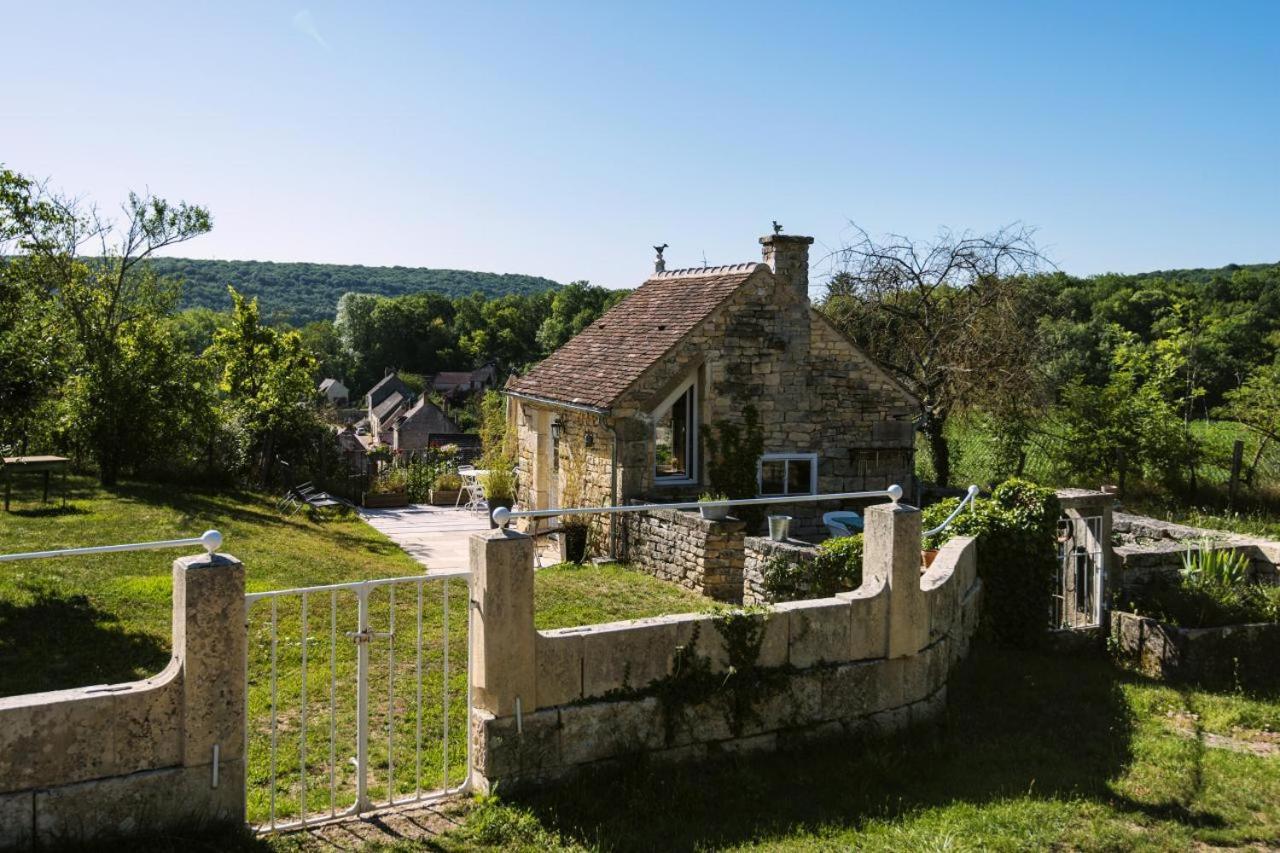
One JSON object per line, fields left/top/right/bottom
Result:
{"left": 760, "top": 233, "right": 814, "bottom": 304}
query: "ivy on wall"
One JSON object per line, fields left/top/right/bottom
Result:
{"left": 924, "top": 478, "right": 1060, "bottom": 647}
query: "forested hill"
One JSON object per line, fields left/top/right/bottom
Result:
{"left": 152, "top": 257, "right": 562, "bottom": 325}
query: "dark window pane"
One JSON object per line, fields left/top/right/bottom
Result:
{"left": 788, "top": 459, "right": 812, "bottom": 494}
{"left": 655, "top": 387, "right": 692, "bottom": 478}
{"left": 760, "top": 460, "right": 785, "bottom": 495}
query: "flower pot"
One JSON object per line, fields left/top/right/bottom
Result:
{"left": 767, "top": 515, "right": 792, "bottom": 542}
{"left": 700, "top": 504, "right": 731, "bottom": 521}
{"left": 363, "top": 490, "right": 409, "bottom": 509}
{"left": 488, "top": 497, "right": 514, "bottom": 529}
{"left": 429, "top": 488, "right": 461, "bottom": 506}
{"left": 922, "top": 548, "right": 939, "bottom": 568}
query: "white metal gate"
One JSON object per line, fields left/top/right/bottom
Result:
{"left": 1052, "top": 514, "right": 1104, "bottom": 629}
{"left": 244, "top": 570, "right": 471, "bottom": 831}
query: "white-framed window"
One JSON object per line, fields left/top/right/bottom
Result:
{"left": 758, "top": 452, "right": 818, "bottom": 496}
{"left": 653, "top": 376, "right": 698, "bottom": 485}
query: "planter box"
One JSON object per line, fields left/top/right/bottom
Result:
{"left": 1111, "top": 610, "right": 1280, "bottom": 689}
{"left": 362, "top": 490, "right": 409, "bottom": 509}
{"left": 429, "top": 488, "right": 461, "bottom": 506}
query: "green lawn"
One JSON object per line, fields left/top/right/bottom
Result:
{"left": 0, "top": 475, "right": 709, "bottom": 829}
{"left": 429, "top": 646, "right": 1280, "bottom": 852}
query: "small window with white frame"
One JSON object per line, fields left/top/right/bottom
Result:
{"left": 758, "top": 452, "right": 818, "bottom": 496}
{"left": 653, "top": 377, "right": 698, "bottom": 485}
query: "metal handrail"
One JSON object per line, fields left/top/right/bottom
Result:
{"left": 0, "top": 529, "right": 223, "bottom": 563}
{"left": 923, "top": 485, "right": 980, "bottom": 538}
{"left": 491, "top": 486, "right": 903, "bottom": 527}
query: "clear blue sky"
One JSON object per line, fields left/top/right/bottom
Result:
{"left": 3, "top": 1, "right": 1277, "bottom": 289}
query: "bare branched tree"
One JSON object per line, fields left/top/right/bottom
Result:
{"left": 823, "top": 223, "right": 1051, "bottom": 487}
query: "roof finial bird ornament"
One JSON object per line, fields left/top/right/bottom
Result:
{"left": 653, "top": 243, "right": 669, "bottom": 274}
{"left": 772, "top": 220, "right": 783, "bottom": 235}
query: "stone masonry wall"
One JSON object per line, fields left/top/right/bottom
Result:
{"left": 618, "top": 507, "right": 746, "bottom": 602}
{"left": 606, "top": 264, "right": 917, "bottom": 505}
{"left": 1113, "top": 512, "right": 1280, "bottom": 594}
{"left": 742, "top": 536, "right": 821, "bottom": 605}
{"left": 0, "top": 552, "right": 246, "bottom": 850}
{"left": 469, "top": 503, "right": 981, "bottom": 791}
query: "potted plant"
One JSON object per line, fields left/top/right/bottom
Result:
{"left": 698, "top": 491, "right": 731, "bottom": 521}
{"left": 363, "top": 466, "right": 410, "bottom": 508}
{"left": 429, "top": 470, "right": 463, "bottom": 506}
{"left": 481, "top": 462, "right": 517, "bottom": 528}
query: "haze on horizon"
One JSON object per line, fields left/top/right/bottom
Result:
{"left": 3, "top": 1, "right": 1277, "bottom": 289}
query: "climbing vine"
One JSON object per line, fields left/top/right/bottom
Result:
{"left": 700, "top": 405, "right": 764, "bottom": 526}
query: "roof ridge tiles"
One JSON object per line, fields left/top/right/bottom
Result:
{"left": 649, "top": 262, "right": 764, "bottom": 279}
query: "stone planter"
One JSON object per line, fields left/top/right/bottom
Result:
{"left": 429, "top": 488, "right": 461, "bottom": 506}
{"left": 363, "top": 490, "right": 409, "bottom": 509}
{"left": 1111, "top": 610, "right": 1280, "bottom": 689}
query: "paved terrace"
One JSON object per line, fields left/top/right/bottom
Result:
{"left": 358, "top": 504, "right": 560, "bottom": 572}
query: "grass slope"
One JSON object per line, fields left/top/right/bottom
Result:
{"left": 0, "top": 476, "right": 709, "bottom": 829}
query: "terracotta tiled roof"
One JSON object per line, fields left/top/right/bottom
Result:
{"left": 506, "top": 263, "right": 766, "bottom": 409}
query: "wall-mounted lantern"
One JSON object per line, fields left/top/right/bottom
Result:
{"left": 551, "top": 418, "right": 564, "bottom": 441}
{"left": 584, "top": 432, "right": 594, "bottom": 448}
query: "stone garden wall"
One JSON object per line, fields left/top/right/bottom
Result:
{"left": 1112, "top": 610, "right": 1280, "bottom": 689}
{"left": 618, "top": 507, "right": 746, "bottom": 602}
{"left": 469, "top": 502, "right": 981, "bottom": 791}
{"left": 742, "top": 536, "right": 820, "bottom": 605}
{"left": 1113, "top": 512, "right": 1280, "bottom": 593}
{"left": 0, "top": 553, "right": 246, "bottom": 850}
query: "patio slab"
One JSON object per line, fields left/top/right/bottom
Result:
{"left": 358, "top": 504, "right": 491, "bottom": 573}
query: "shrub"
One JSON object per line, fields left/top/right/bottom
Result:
{"left": 923, "top": 479, "right": 1059, "bottom": 647}
{"left": 433, "top": 470, "right": 462, "bottom": 491}
{"left": 762, "top": 534, "right": 863, "bottom": 601}
{"left": 369, "top": 466, "right": 410, "bottom": 495}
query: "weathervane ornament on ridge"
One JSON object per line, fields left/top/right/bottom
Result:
{"left": 772, "top": 220, "right": 783, "bottom": 235}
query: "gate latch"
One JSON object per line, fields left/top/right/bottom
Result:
{"left": 345, "top": 629, "right": 393, "bottom": 645}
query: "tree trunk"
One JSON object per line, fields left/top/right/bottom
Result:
{"left": 925, "top": 415, "right": 951, "bottom": 488}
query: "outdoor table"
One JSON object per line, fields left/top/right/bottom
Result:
{"left": 2, "top": 455, "right": 69, "bottom": 512}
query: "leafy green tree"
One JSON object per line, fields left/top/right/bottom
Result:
{"left": 209, "top": 287, "right": 322, "bottom": 484}
{"left": 535, "top": 281, "right": 626, "bottom": 352}
{"left": 0, "top": 168, "right": 63, "bottom": 449}
{"left": 1053, "top": 329, "right": 1199, "bottom": 492}
{"left": 0, "top": 167, "right": 212, "bottom": 483}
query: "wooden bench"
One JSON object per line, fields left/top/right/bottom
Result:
{"left": 2, "top": 455, "right": 69, "bottom": 512}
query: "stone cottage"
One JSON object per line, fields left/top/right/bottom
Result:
{"left": 505, "top": 230, "right": 917, "bottom": 551}
{"left": 391, "top": 396, "right": 462, "bottom": 457}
